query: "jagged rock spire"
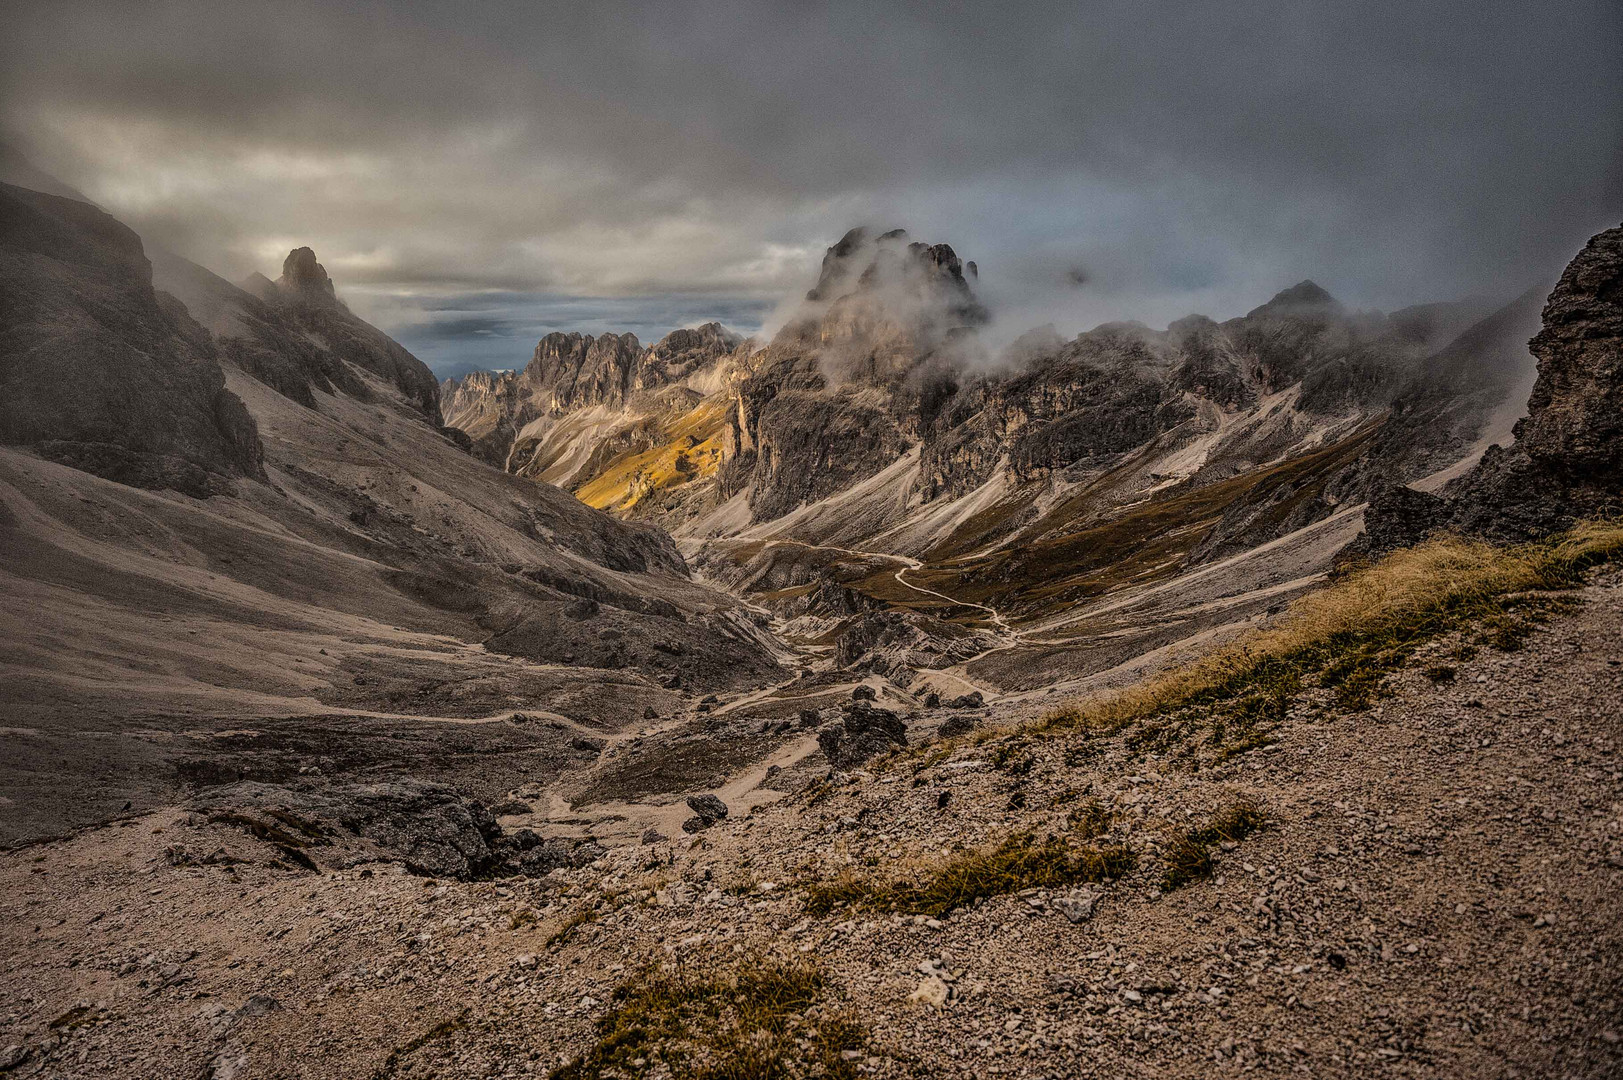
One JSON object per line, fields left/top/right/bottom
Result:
{"left": 276, "top": 247, "right": 340, "bottom": 306}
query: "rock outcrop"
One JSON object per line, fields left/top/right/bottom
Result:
{"left": 1363, "top": 224, "right": 1623, "bottom": 549}
{"left": 0, "top": 182, "right": 264, "bottom": 496}
{"left": 275, "top": 246, "right": 339, "bottom": 306}
{"left": 152, "top": 246, "right": 442, "bottom": 421}
{"left": 191, "top": 780, "right": 604, "bottom": 880}
{"left": 440, "top": 322, "right": 744, "bottom": 480}
{"left": 1517, "top": 225, "right": 1623, "bottom": 479}
{"left": 817, "top": 699, "right": 908, "bottom": 768}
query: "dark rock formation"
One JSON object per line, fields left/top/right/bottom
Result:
{"left": 0, "top": 182, "right": 264, "bottom": 496}
{"left": 685, "top": 793, "right": 729, "bottom": 825}
{"left": 151, "top": 246, "right": 442, "bottom": 421}
{"left": 275, "top": 246, "right": 339, "bottom": 305}
{"left": 193, "top": 779, "right": 605, "bottom": 880}
{"left": 1363, "top": 224, "right": 1623, "bottom": 550}
{"left": 817, "top": 700, "right": 908, "bottom": 768}
{"left": 1518, "top": 227, "right": 1623, "bottom": 480}
{"left": 937, "top": 713, "right": 981, "bottom": 739}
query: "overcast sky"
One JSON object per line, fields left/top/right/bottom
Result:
{"left": 4, "top": 1, "right": 1620, "bottom": 376}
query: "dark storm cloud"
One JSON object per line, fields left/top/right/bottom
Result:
{"left": 3, "top": 0, "right": 1619, "bottom": 374}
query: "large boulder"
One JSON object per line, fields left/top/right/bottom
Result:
{"left": 685, "top": 793, "right": 729, "bottom": 824}
{"left": 817, "top": 701, "right": 908, "bottom": 769}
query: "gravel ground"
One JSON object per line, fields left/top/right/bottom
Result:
{"left": 4, "top": 574, "right": 1622, "bottom": 1079}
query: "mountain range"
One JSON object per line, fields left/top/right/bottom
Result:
{"left": 4, "top": 146, "right": 1623, "bottom": 1080}
{"left": 441, "top": 225, "right": 1544, "bottom": 695}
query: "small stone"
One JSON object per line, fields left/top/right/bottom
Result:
{"left": 237, "top": 995, "right": 281, "bottom": 1018}
{"left": 908, "top": 975, "right": 950, "bottom": 1008}
{"left": 1056, "top": 887, "right": 1101, "bottom": 924}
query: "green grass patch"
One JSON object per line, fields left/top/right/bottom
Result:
{"left": 549, "top": 955, "right": 866, "bottom": 1080}
{"left": 803, "top": 831, "right": 1134, "bottom": 918}
{"left": 1161, "top": 800, "right": 1267, "bottom": 891}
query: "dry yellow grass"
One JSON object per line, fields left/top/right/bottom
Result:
{"left": 573, "top": 398, "right": 731, "bottom": 513}
{"left": 1030, "top": 520, "right": 1623, "bottom": 739}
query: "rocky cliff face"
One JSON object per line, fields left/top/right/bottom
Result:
{"left": 0, "top": 181, "right": 264, "bottom": 496}
{"left": 1518, "top": 225, "right": 1623, "bottom": 479}
{"left": 441, "top": 322, "right": 745, "bottom": 499}
{"left": 1363, "top": 223, "right": 1623, "bottom": 549}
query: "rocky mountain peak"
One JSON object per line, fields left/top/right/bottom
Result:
{"left": 803, "top": 227, "right": 983, "bottom": 320}
{"left": 240, "top": 270, "right": 279, "bottom": 303}
{"left": 275, "top": 246, "right": 341, "bottom": 306}
{"left": 1247, "top": 279, "right": 1342, "bottom": 319}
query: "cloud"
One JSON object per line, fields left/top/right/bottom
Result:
{"left": 3, "top": 0, "right": 1619, "bottom": 373}
{"left": 349, "top": 287, "right": 774, "bottom": 377}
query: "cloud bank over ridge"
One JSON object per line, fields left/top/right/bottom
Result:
{"left": 3, "top": 0, "right": 1619, "bottom": 374}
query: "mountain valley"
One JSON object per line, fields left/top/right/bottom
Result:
{"left": 2, "top": 160, "right": 1621, "bottom": 1079}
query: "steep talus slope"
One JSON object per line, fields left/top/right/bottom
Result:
{"left": 0, "top": 182, "right": 264, "bottom": 496}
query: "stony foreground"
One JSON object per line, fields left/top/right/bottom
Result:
{"left": 4, "top": 577, "right": 1623, "bottom": 1079}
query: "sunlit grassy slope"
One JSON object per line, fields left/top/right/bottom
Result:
{"left": 1028, "top": 520, "right": 1623, "bottom": 744}
{"left": 572, "top": 399, "right": 731, "bottom": 514}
